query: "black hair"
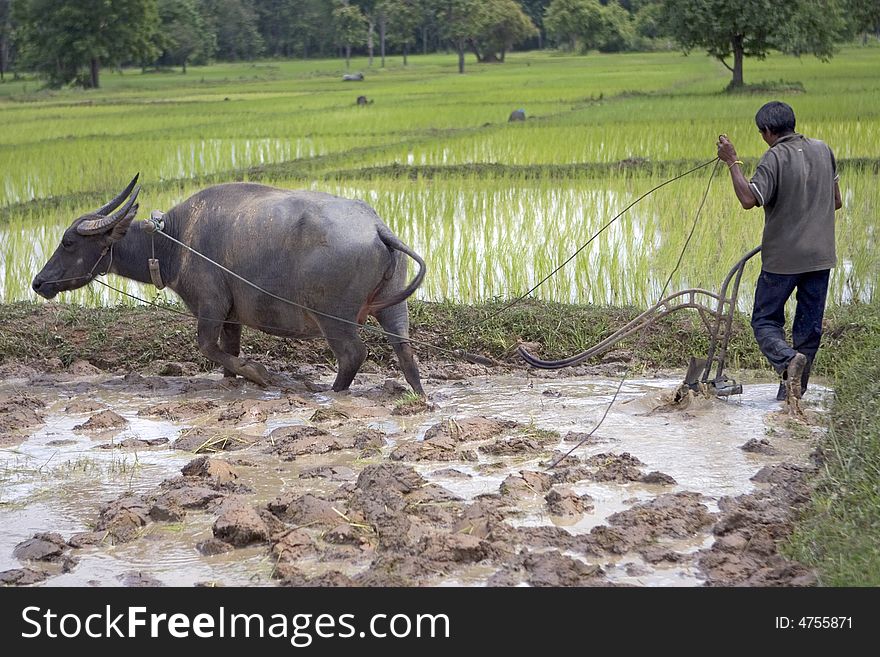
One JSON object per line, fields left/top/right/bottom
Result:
{"left": 755, "top": 101, "right": 796, "bottom": 135}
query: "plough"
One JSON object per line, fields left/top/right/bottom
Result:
{"left": 518, "top": 246, "right": 762, "bottom": 399}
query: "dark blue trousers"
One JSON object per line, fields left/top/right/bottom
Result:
{"left": 751, "top": 269, "right": 830, "bottom": 392}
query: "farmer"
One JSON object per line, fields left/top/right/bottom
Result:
{"left": 716, "top": 101, "right": 842, "bottom": 402}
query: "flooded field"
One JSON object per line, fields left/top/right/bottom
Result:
{"left": 0, "top": 363, "right": 825, "bottom": 587}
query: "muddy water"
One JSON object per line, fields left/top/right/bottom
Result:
{"left": 0, "top": 370, "right": 825, "bottom": 587}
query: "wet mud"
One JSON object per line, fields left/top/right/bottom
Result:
{"left": 0, "top": 358, "right": 827, "bottom": 587}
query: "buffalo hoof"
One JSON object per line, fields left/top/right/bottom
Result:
{"left": 239, "top": 361, "right": 272, "bottom": 387}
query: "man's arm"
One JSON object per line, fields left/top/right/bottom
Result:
{"left": 717, "top": 135, "right": 758, "bottom": 209}
{"left": 834, "top": 180, "right": 842, "bottom": 211}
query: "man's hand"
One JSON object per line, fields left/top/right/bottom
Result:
{"left": 717, "top": 134, "right": 738, "bottom": 165}
{"left": 717, "top": 133, "right": 757, "bottom": 209}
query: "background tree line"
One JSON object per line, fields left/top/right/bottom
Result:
{"left": 0, "top": 0, "right": 877, "bottom": 88}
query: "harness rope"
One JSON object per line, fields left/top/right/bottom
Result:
{"left": 544, "top": 158, "right": 722, "bottom": 469}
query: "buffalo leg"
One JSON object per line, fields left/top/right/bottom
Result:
{"left": 320, "top": 319, "right": 367, "bottom": 392}
{"left": 375, "top": 303, "right": 424, "bottom": 396}
{"left": 219, "top": 321, "right": 242, "bottom": 378}
{"left": 197, "top": 316, "right": 270, "bottom": 386}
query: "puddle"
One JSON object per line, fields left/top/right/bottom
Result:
{"left": 0, "top": 370, "right": 825, "bottom": 587}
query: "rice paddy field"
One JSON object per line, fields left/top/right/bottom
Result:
{"left": 1, "top": 47, "right": 878, "bottom": 309}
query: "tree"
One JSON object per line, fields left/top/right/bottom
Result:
{"left": 380, "top": 0, "right": 421, "bottom": 64}
{"left": 254, "top": 0, "right": 299, "bottom": 57}
{"left": 545, "top": 0, "right": 604, "bottom": 52}
{"left": 289, "top": 0, "right": 336, "bottom": 59}
{"left": 0, "top": 0, "right": 15, "bottom": 81}
{"left": 438, "top": 0, "right": 481, "bottom": 73}
{"left": 660, "top": 0, "right": 847, "bottom": 88}
{"left": 199, "top": 0, "right": 263, "bottom": 61}
{"left": 333, "top": 0, "right": 368, "bottom": 69}
{"left": 14, "top": 0, "right": 159, "bottom": 88}
{"left": 597, "top": 1, "right": 634, "bottom": 52}
{"left": 157, "top": 0, "right": 215, "bottom": 72}
{"left": 841, "top": 0, "right": 880, "bottom": 42}
{"left": 519, "top": 0, "right": 551, "bottom": 48}
{"left": 470, "top": 0, "right": 538, "bottom": 63}
{"left": 352, "top": 0, "right": 377, "bottom": 66}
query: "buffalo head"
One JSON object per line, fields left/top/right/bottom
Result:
{"left": 32, "top": 175, "right": 141, "bottom": 299}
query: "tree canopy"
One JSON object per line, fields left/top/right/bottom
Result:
{"left": 14, "top": 0, "right": 159, "bottom": 87}
{"left": 660, "top": 0, "right": 848, "bottom": 87}
{"left": 4, "top": 0, "right": 876, "bottom": 87}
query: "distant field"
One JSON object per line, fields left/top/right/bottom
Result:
{"left": 1, "top": 48, "right": 877, "bottom": 307}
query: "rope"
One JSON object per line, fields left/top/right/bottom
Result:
{"left": 92, "top": 278, "right": 483, "bottom": 364}
{"left": 446, "top": 157, "right": 720, "bottom": 337}
{"left": 545, "top": 158, "right": 722, "bottom": 469}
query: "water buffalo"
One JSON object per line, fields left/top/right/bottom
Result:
{"left": 32, "top": 176, "right": 426, "bottom": 395}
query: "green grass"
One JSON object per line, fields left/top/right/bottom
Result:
{"left": 786, "top": 301, "right": 880, "bottom": 585}
{"left": 1, "top": 47, "right": 877, "bottom": 309}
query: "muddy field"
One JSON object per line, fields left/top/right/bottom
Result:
{"left": 0, "top": 356, "right": 825, "bottom": 587}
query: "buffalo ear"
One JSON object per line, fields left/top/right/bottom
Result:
{"left": 106, "top": 204, "right": 139, "bottom": 243}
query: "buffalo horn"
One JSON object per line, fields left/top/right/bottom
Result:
{"left": 94, "top": 173, "right": 140, "bottom": 216}
{"left": 77, "top": 186, "right": 141, "bottom": 235}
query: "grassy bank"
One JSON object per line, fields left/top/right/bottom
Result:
{"left": 787, "top": 301, "right": 880, "bottom": 585}
{"left": 0, "top": 299, "right": 872, "bottom": 378}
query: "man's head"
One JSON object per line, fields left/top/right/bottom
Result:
{"left": 755, "top": 101, "right": 796, "bottom": 145}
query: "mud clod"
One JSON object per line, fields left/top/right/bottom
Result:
{"left": 174, "top": 427, "right": 259, "bottom": 453}
{"left": 67, "top": 531, "right": 108, "bottom": 548}
{"left": 0, "top": 392, "right": 46, "bottom": 437}
{"left": 266, "top": 425, "right": 357, "bottom": 458}
{"left": 545, "top": 488, "right": 594, "bottom": 517}
{"left": 585, "top": 452, "right": 647, "bottom": 482}
{"left": 181, "top": 456, "right": 239, "bottom": 484}
{"left": 74, "top": 409, "right": 127, "bottom": 432}
{"left": 139, "top": 400, "right": 218, "bottom": 420}
{"left": 0, "top": 567, "right": 49, "bottom": 586}
{"left": 96, "top": 494, "right": 152, "bottom": 543}
{"left": 197, "top": 538, "right": 235, "bottom": 556}
{"left": 13, "top": 533, "right": 69, "bottom": 562}
{"left": 699, "top": 462, "right": 816, "bottom": 586}
{"left": 500, "top": 470, "right": 553, "bottom": 496}
{"left": 213, "top": 502, "right": 270, "bottom": 546}
{"left": 589, "top": 492, "right": 715, "bottom": 554}
{"left": 65, "top": 399, "right": 107, "bottom": 414}
{"left": 268, "top": 493, "right": 343, "bottom": 528}
{"left": 741, "top": 438, "right": 779, "bottom": 455}
{"left": 149, "top": 499, "right": 187, "bottom": 522}
{"left": 424, "top": 417, "right": 518, "bottom": 443}
{"left": 640, "top": 471, "right": 677, "bottom": 485}
{"left": 299, "top": 465, "right": 356, "bottom": 481}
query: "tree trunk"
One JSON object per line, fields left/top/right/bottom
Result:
{"left": 457, "top": 41, "right": 465, "bottom": 74}
{"left": 422, "top": 25, "right": 427, "bottom": 55}
{"left": 0, "top": 32, "right": 7, "bottom": 81}
{"left": 182, "top": 59, "right": 187, "bottom": 74}
{"left": 345, "top": 44, "right": 351, "bottom": 70}
{"left": 379, "top": 16, "right": 386, "bottom": 68}
{"left": 731, "top": 35, "right": 744, "bottom": 88}
{"left": 368, "top": 19, "right": 374, "bottom": 66}
{"left": 469, "top": 38, "right": 482, "bottom": 63}
{"left": 90, "top": 57, "right": 100, "bottom": 88}
{"left": 403, "top": 43, "right": 408, "bottom": 66}
{"left": 500, "top": 48, "right": 506, "bottom": 63}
